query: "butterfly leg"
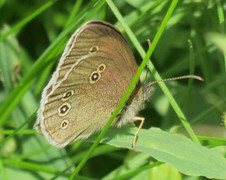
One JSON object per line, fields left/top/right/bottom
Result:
{"left": 132, "top": 116, "right": 145, "bottom": 152}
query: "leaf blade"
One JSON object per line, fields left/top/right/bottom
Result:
{"left": 87, "top": 126, "right": 226, "bottom": 179}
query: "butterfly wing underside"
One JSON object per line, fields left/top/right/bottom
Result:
{"left": 35, "top": 21, "right": 140, "bottom": 147}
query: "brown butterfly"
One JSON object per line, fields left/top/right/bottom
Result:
{"left": 34, "top": 20, "right": 203, "bottom": 151}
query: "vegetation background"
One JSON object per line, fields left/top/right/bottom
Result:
{"left": 0, "top": 0, "right": 225, "bottom": 179}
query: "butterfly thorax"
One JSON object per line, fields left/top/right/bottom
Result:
{"left": 114, "top": 82, "right": 154, "bottom": 127}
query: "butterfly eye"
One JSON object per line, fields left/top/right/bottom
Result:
{"left": 90, "top": 45, "right": 99, "bottom": 53}
{"left": 62, "top": 90, "right": 74, "bottom": 101}
{"left": 98, "top": 64, "right": 106, "bottom": 72}
{"left": 89, "top": 71, "right": 101, "bottom": 84}
{"left": 60, "top": 120, "right": 69, "bottom": 129}
{"left": 58, "top": 103, "right": 71, "bottom": 116}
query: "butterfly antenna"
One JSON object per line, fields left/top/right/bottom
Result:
{"left": 149, "top": 75, "right": 204, "bottom": 87}
{"left": 143, "top": 39, "right": 152, "bottom": 83}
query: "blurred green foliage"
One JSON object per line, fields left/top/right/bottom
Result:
{"left": 0, "top": 0, "right": 225, "bottom": 179}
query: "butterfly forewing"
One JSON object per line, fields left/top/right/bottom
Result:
{"left": 36, "top": 21, "right": 140, "bottom": 147}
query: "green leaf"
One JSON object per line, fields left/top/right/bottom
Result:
{"left": 206, "top": 33, "right": 226, "bottom": 54}
{"left": 87, "top": 126, "right": 226, "bottom": 179}
{"left": 103, "top": 154, "right": 152, "bottom": 179}
{"left": 150, "top": 163, "right": 181, "bottom": 180}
